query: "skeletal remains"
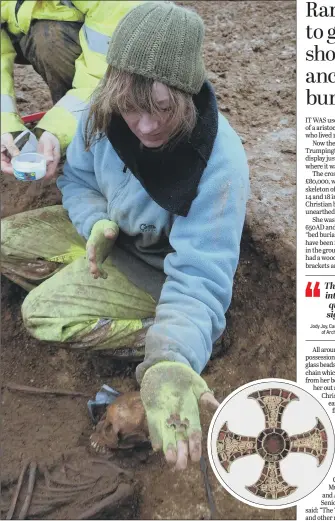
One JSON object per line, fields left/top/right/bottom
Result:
{"left": 90, "top": 392, "right": 150, "bottom": 452}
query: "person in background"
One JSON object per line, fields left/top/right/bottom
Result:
{"left": 1, "top": 2, "right": 250, "bottom": 470}
{"left": 1, "top": 0, "right": 142, "bottom": 177}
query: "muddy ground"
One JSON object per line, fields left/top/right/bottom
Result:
{"left": 1, "top": 1, "right": 296, "bottom": 519}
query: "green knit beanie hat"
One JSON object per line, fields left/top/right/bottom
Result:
{"left": 106, "top": 1, "right": 206, "bottom": 95}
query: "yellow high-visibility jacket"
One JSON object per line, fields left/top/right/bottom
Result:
{"left": 1, "top": 0, "right": 142, "bottom": 153}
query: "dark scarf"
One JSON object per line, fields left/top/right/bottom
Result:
{"left": 106, "top": 80, "right": 219, "bottom": 216}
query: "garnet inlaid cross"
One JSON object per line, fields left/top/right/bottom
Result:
{"left": 217, "top": 388, "right": 328, "bottom": 500}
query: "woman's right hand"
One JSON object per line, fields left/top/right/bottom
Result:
{"left": 1, "top": 133, "right": 20, "bottom": 175}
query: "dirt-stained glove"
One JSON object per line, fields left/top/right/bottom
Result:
{"left": 140, "top": 361, "right": 220, "bottom": 470}
{"left": 1, "top": 133, "right": 20, "bottom": 175}
{"left": 86, "top": 219, "right": 119, "bottom": 279}
{"left": 37, "top": 131, "right": 61, "bottom": 179}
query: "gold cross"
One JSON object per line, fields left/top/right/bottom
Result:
{"left": 217, "top": 388, "right": 328, "bottom": 500}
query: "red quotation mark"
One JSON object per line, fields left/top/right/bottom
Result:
{"left": 305, "top": 281, "right": 320, "bottom": 297}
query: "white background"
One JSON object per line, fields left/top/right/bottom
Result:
{"left": 208, "top": 379, "right": 334, "bottom": 509}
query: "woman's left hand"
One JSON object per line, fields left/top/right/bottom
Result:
{"left": 140, "top": 361, "right": 220, "bottom": 470}
{"left": 86, "top": 219, "right": 119, "bottom": 279}
{"left": 37, "top": 131, "right": 61, "bottom": 179}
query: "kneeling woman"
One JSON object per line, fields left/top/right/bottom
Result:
{"left": 1, "top": 1, "right": 249, "bottom": 469}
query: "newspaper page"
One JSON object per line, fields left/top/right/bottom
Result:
{"left": 297, "top": 0, "right": 335, "bottom": 519}
{"left": 1, "top": 1, "right": 335, "bottom": 521}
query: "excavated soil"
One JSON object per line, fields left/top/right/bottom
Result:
{"left": 1, "top": 2, "right": 296, "bottom": 519}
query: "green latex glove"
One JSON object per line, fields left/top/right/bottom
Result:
{"left": 86, "top": 219, "right": 119, "bottom": 279}
{"left": 140, "top": 361, "right": 220, "bottom": 470}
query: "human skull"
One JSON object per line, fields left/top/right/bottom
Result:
{"left": 90, "top": 392, "right": 149, "bottom": 453}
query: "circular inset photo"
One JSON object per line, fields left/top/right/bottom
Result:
{"left": 207, "top": 379, "right": 334, "bottom": 509}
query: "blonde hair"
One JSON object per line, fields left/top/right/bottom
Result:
{"left": 85, "top": 66, "right": 197, "bottom": 150}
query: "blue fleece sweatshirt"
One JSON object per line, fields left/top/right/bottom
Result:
{"left": 57, "top": 112, "right": 249, "bottom": 381}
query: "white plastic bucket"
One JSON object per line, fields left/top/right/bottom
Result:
{"left": 12, "top": 152, "right": 46, "bottom": 181}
